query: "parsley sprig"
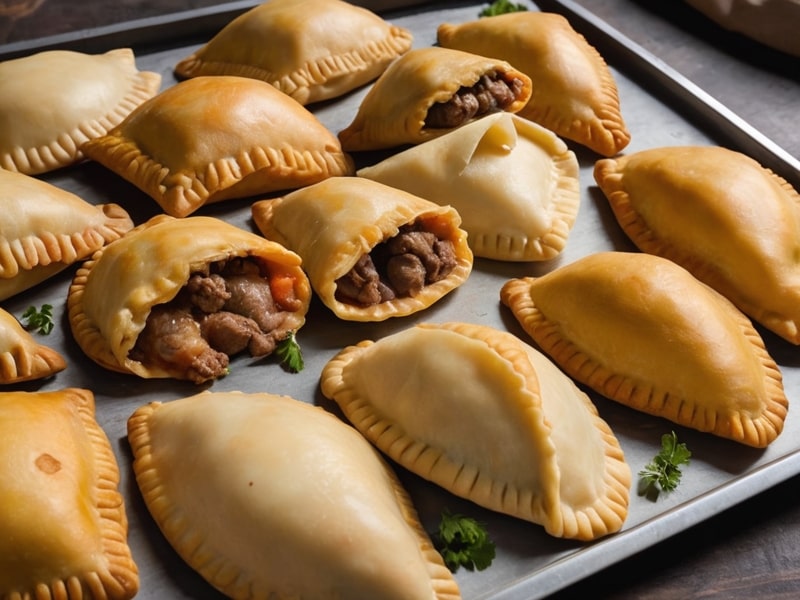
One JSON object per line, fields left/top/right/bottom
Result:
{"left": 21, "top": 304, "right": 55, "bottom": 335}
{"left": 433, "top": 509, "right": 496, "bottom": 572}
{"left": 275, "top": 330, "right": 304, "bottom": 373}
{"left": 638, "top": 431, "right": 691, "bottom": 500}
{"left": 480, "top": 0, "right": 528, "bottom": 17}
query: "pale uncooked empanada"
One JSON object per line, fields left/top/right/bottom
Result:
{"left": 337, "top": 46, "right": 532, "bottom": 151}
{"left": 68, "top": 215, "right": 311, "bottom": 384}
{"left": 358, "top": 112, "right": 580, "bottom": 261}
{"left": 0, "top": 388, "right": 138, "bottom": 599}
{"left": 0, "top": 48, "right": 161, "bottom": 175}
{"left": 174, "top": 0, "right": 413, "bottom": 105}
{"left": 0, "top": 307, "right": 65, "bottom": 384}
{"left": 127, "top": 391, "right": 459, "bottom": 600}
{"left": 81, "top": 75, "right": 355, "bottom": 218}
{"left": 438, "top": 12, "right": 630, "bottom": 157}
{"left": 252, "top": 177, "right": 473, "bottom": 321}
{"left": 595, "top": 145, "right": 800, "bottom": 345}
{"left": 500, "top": 252, "right": 788, "bottom": 448}
{"left": 320, "top": 321, "right": 631, "bottom": 541}
{"left": 0, "top": 169, "right": 134, "bottom": 301}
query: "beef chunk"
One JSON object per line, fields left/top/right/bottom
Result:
{"left": 201, "top": 311, "right": 278, "bottom": 357}
{"left": 335, "top": 254, "right": 396, "bottom": 305}
{"left": 425, "top": 73, "right": 526, "bottom": 129}
{"left": 186, "top": 273, "right": 230, "bottom": 313}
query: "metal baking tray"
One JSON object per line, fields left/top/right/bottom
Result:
{"left": 3, "top": 1, "right": 800, "bottom": 598}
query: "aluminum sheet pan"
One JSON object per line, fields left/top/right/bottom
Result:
{"left": 3, "top": 2, "right": 799, "bottom": 599}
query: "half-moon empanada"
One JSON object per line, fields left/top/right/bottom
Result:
{"left": 500, "top": 251, "right": 788, "bottom": 448}
{"left": 337, "top": 46, "right": 532, "bottom": 151}
{"left": 594, "top": 145, "right": 800, "bottom": 344}
{"left": 437, "top": 12, "right": 630, "bottom": 157}
{"left": 174, "top": 0, "right": 413, "bottom": 105}
{"left": 358, "top": 112, "right": 580, "bottom": 261}
{"left": 0, "top": 387, "right": 138, "bottom": 599}
{"left": 0, "top": 48, "right": 161, "bottom": 175}
{"left": 252, "top": 177, "right": 473, "bottom": 321}
{"left": 0, "top": 306, "right": 65, "bottom": 384}
{"left": 68, "top": 215, "right": 311, "bottom": 383}
{"left": 81, "top": 75, "right": 355, "bottom": 218}
{"left": 127, "top": 391, "right": 459, "bottom": 600}
{"left": 320, "top": 321, "right": 631, "bottom": 541}
{"left": 0, "top": 169, "right": 134, "bottom": 301}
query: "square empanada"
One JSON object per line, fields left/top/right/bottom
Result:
{"left": 0, "top": 306, "right": 65, "bottom": 384}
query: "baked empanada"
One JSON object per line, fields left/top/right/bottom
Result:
{"left": 127, "top": 391, "right": 459, "bottom": 600}
{"left": 0, "top": 48, "right": 161, "bottom": 175}
{"left": 0, "top": 169, "right": 134, "bottom": 301}
{"left": 358, "top": 112, "right": 580, "bottom": 261}
{"left": 81, "top": 75, "right": 355, "bottom": 218}
{"left": 337, "top": 46, "right": 532, "bottom": 151}
{"left": 0, "top": 306, "right": 65, "bottom": 384}
{"left": 0, "top": 388, "right": 138, "bottom": 599}
{"left": 500, "top": 252, "right": 788, "bottom": 447}
{"left": 594, "top": 145, "right": 800, "bottom": 344}
{"left": 252, "top": 177, "right": 473, "bottom": 321}
{"left": 174, "top": 0, "right": 413, "bottom": 105}
{"left": 437, "top": 12, "right": 630, "bottom": 157}
{"left": 68, "top": 215, "right": 311, "bottom": 383}
{"left": 320, "top": 321, "right": 630, "bottom": 541}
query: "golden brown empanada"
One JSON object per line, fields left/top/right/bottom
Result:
{"left": 358, "top": 112, "right": 580, "bottom": 261}
{"left": 594, "top": 145, "right": 800, "bottom": 345}
{"left": 437, "top": 12, "right": 630, "bottom": 157}
{"left": 0, "top": 306, "right": 65, "bottom": 384}
{"left": 0, "top": 48, "right": 161, "bottom": 175}
{"left": 320, "top": 321, "right": 630, "bottom": 541}
{"left": 81, "top": 75, "right": 355, "bottom": 218}
{"left": 127, "top": 391, "right": 459, "bottom": 600}
{"left": 0, "top": 387, "right": 138, "bottom": 599}
{"left": 500, "top": 252, "right": 788, "bottom": 447}
{"left": 174, "top": 0, "right": 413, "bottom": 105}
{"left": 252, "top": 177, "right": 473, "bottom": 321}
{"left": 337, "top": 46, "right": 532, "bottom": 151}
{"left": 0, "top": 169, "right": 134, "bottom": 301}
{"left": 68, "top": 215, "right": 311, "bottom": 384}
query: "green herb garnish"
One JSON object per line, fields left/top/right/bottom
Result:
{"left": 21, "top": 304, "right": 55, "bottom": 335}
{"left": 275, "top": 330, "right": 304, "bottom": 373}
{"left": 480, "top": 0, "right": 528, "bottom": 17}
{"left": 433, "top": 509, "right": 496, "bottom": 572}
{"left": 638, "top": 431, "right": 691, "bottom": 499}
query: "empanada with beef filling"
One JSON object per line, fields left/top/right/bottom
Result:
{"left": 68, "top": 215, "right": 311, "bottom": 384}
{"left": 358, "top": 112, "right": 580, "bottom": 261}
{"left": 0, "top": 169, "right": 134, "bottom": 301}
{"left": 437, "top": 12, "right": 630, "bottom": 157}
{"left": 337, "top": 46, "right": 532, "bottom": 151}
{"left": 0, "top": 307, "right": 65, "bottom": 384}
{"left": 127, "top": 391, "right": 459, "bottom": 600}
{"left": 0, "top": 48, "right": 161, "bottom": 175}
{"left": 594, "top": 145, "right": 800, "bottom": 345}
{"left": 174, "top": 0, "right": 413, "bottom": 105}
{"left": 81, "top": 75, "right": 355, "bottom": 218}
{"left": 0, "top": 387, "right": 138, "bottom": 600}
{"left": 252, "top": 177, "right": 473, "bottom": 321}
{"left": 500, "top": 252, "right": 788, "bottom": 448}
{"left": 320, "top": 321, "right": 631, "bottom": 541}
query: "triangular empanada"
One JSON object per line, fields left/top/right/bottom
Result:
{"left": 0, "top": 306, "right": 65, "bottom": 384}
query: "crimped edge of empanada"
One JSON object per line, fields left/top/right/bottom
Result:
{"left": 0, "top": 307, "right": 66, "bottom": 383}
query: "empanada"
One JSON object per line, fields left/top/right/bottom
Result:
{"left": 0, "top": 169, "right": 134, "bottom": 301}
{"left": 68, "top": 215, "right": 311, "bottom": 384}
{"left": 320, "top": 321, "right": 630, "bottom": 541}
{"left": 337, "top": 46, "right": 532, "bottom": 151}
{"left": 0, "top": 306, "right": 65, "bottom": 384}
{"left": 500, "top": 252, "right": 788, "bottom": 447}
{"left": 437, "top": 12, "right": 630, "bottom": 157}
{"left": 174, "top": 0, "right": 413, "bottom": 105}
{"left": 252, "top": 177, "right": 473, "bottom": 321}
{"left": 81, "top": 75, "right": 355, "bottom": 218}
{"left": 594, "top": 145, "right": 800, "bottom": 344}
{"left": 0, "top": 48, "right": 161, "bottom": 175}
{"left": 0, "top": 388, "right": 138, "bottom": 599}
{"left": 127, "top": 391, "right": 459, "bottom": 600}
{"left": 358, "top": 112, "right": 580, "bottom": 261}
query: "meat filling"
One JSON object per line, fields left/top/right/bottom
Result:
{"left": 424, "top": 73, "right": 526, "bottom": 129}
{"left": 129, "top": 257, "right": 301, "bottom": 383}
{"left": 335, "top": 222, "right": 458, "bottom": 306}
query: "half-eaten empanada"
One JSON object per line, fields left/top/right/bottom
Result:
{"left": 68, "top": 215, "right": 311, "bottom": 384}
{"left": 320, "top": 321, "right": 631, "bottom": 541}
{"left": 252, "top": 177, "right": 473, "bottom": 321}
{"left": 500, "top": 251, "right": 788, "bottom": 447}
{"left": 0, "top": 48, "right": 161, "bottom": 175}
{"left": 127, "top": 391, "right": 459, "bottom": 600}
{"left": 174, "top": 0, "right": 413, "bottom": 105}
{"left": 358, "top": 112, "right": 580, "bottom": 261}
{"left": 81, "top": 75, "right": 355, "bottom": 218}
{"left": 337, "top": 46, "right": 532, "bottom": 151}
{"left": 0, "top": 306, "right": 65, "bottom": 384}
{"left": 0, "top": 387, "right": 138, "bottom": 599}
